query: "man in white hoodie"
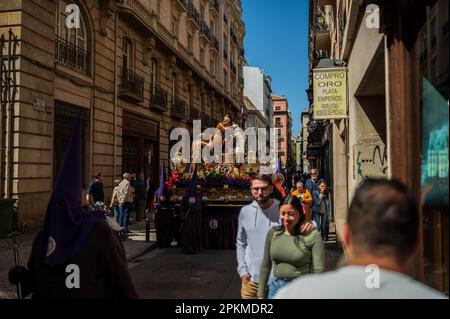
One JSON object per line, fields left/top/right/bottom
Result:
{"left": 236, "top": 174, "right": 313, "bottom": 299}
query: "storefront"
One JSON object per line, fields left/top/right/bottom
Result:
{"left": 386, "top": 0, "right": 448, "bottom": 294}
{"left": 122, "top": 111, "right": 160, "bottom": 183}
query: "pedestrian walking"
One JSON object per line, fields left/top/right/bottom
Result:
{"left": 258, "top": 196, "right": 325, "bottom": 299}
{"left": 275, "top": 178, "right": 447, "bottom": 299}
{"left": 291, "top": 180, "right": 313, "bottom": 221}
{"left": 305, "top": 168, "right": 324, "bottom": 196}
{"left": 110, "top": 179, "right": 121, "bottom": 222}
{"left": 236, "top": 175, "right": 314, "bottom": 299}
{"left": 86, "top": 172, "right": 104, "bottom": 204}
{"left": 312, "top": 181, "right": 332, "bottom": 241}
{"left": 117, "top": 173, "right": 134, "bottom": 235}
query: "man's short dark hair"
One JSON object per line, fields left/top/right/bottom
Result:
{"left": 252, "top": 174, "right": 273, "bottom": 186}
{"left": 348, "top": 178, "right": 419, "bottom": 263}
{"left": 95, "top": 172, "right": 103, "bottom": 178}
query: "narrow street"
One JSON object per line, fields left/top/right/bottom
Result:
{"left": 129, "top": 229, "right": 343, "bottom": 299}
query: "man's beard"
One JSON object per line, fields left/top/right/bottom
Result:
{"left": 255, "top": 194, "right": 271, "bottom": 206}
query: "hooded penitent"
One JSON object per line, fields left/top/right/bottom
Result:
{"left": 155, "top": 160, "right": 171, "bottom": 205}
{"left": 40, "top": 119, "right": 101, "bottom": 265}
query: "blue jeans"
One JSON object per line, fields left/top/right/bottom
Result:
{"left": 313, "top": 212, "right": 329, "bottom": 240}
{"left": 268, "top": 277, "right": 292, "bottom": 299}
{"left": 113, "top": 206, "right": 120, "bottom": 222}
{"left": 119, "top": 203, "right": 132, "bottom": 232}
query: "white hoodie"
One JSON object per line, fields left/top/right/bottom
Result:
{"left": 236, "top": 199, "right": 280, "bottom": 283}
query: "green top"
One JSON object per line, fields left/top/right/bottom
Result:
{"left": 258, "top": 227, "right": 325, "bottom": 298}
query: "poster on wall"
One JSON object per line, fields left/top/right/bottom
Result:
{"left": 421, "top": 78, "right": 449, "bottom": 208}
{"left": 313, "top": 67, "right": 348, "bottom": 120}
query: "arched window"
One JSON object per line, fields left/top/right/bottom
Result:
{"left": 55, "top": 0, "right": 89, "bottom": 74}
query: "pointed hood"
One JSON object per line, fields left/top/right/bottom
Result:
{"left": 155, "top": 160, "right": 170, "bottom": 202}
{"left": 182, "top": 164, "right": 201, "bottom": 209}
{"left": 40, "top": 119, "right": 99, "bottom": 265}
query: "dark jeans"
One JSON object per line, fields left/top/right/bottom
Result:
{"left": 119, "top": 203, "right": 132, "bottom": 232}
{"left": 113, "top": 205, "right": 120, "bottom": 222}
{"left": 313, "top": 211, "right": 329, "bottom": 240}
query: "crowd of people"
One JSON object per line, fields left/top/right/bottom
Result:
{"left": 236, "top": 169, "right": 447, "bottom": 299}
{"left": 86, "top": 172, "right": 156, "bottom": 238}
{"left": 7, "top": 120, "right": 447, "bottom": 299}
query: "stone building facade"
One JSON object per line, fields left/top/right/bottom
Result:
{"left": 0, "top": 0, "right": 246, "bottom": 225}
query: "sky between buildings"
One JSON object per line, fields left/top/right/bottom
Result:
{"left": 242, "top": 0, "right": 310, "bottom": 137}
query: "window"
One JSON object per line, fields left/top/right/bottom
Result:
{"left": 187, "top": 84, "right": 193, "bottom": 107}
{"left": 224, "top": 13, "right": 228, "bottom": 25}
{"left": 122, "top": 38, "right": 132, "bottom": 70}
{"left": 171, "top": 15, "right": 178, "bottom": 37}
{"left": 275, "top": 118, "right": 281, "bottom": 127}
{"left": 55, "top": 0, "right": 89, "bottom": 73}
{"left": 275, "top": 106, "right": 281, "bottom": 111}
{"left": 150, "top": 58, "right": 159, "bottom": 92}
{"left": 224, "top": 70, "right": 229, "bottom": 89}
{"left": 200, "top": 48, "right": 205, "bottom": 65}
{"left": 188, "top": 33, "right": 193, "bottom": 54}
{"left": 201, "top": 4, "right": 205, "bottom": 21}
{"left": 172, "top": 72, "right": 178, "bottom": 98}
{"left": 223, "top": 34, "right": 228, "bottom": 60}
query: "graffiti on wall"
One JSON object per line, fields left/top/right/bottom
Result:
{"left": 355, "top": 141, "right": 388, "bottom": 184}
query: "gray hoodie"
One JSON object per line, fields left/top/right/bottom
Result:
{"left": 236, "top": 199, "right": 280, "bottom": 283}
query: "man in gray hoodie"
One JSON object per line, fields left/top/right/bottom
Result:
{"left": 236, "top": 174, "right": 314, "bottom": 299}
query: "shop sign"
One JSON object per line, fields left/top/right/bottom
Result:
{"left": 313, "top": 67, "right": 348, "bottom": 120}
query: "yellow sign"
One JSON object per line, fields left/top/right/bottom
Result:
{"left": 313, "top": 68, "right": 348, "bottom": 119}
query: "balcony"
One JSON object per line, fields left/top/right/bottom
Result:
{"left": 189, "top": 106, "right": 201, "bottom": 121}
{"left": 117, "top": 0, "right": 156, "bottom": 32}
{"left": 209, "top": 0, "right": 220, "bottom": 16}
{"left": 173, "top": 0, "right": 187, "bottom": 11}
{"left": 187, "top": 1, "right": 200, "bottom": 29}
{"left": 230, "top": 63, "right": 236, "bottom": 74}
{"left": 150, "top": 85, "right": 168, "bottom": 112}
{"left": 200, "top": 20, "right": 211, "bottom": 43}
{"left": 119, "top": 69, "right": 144, "bottom": 102}
{"left": 171, "top": 96, "right": 186, "bottom": 119}
{"left": 223, "top": 49, "right": 228, "bottom": 61}
{"left": 209, "top": 36, "right": 219, "bottom": 53}
{"left": 313, "top": 5, "right": 332, "bottom": 52}
{"left": 240, "top": 47, "right": 245, "bottom": 57}
{"left": 230, "top": 28, "right": 238, "bottom": 44}
{"left": 55, "top": 36, "right": 89, "bottom": 74}
{"left": 239, "top": 75, "right": 244, "bottom": 87}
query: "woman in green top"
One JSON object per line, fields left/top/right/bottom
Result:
{"left": 258, "top": 195, "right": 325, "bottom": 299}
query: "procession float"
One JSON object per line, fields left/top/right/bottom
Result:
{"left": 155, "top": 115, "right": 270, "bottom": 254}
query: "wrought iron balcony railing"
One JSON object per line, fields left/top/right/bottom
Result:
{"left": 171, "top": 96, "right": 186, "bottom": 118}
{"left": 189, "top": 107, "right": 200, "bottom": 121}
{"left": 150, "top": 85, "right": 168, "bottom": 111}
{"left": 119, "top": 68, "right": 144, "bottom": 100}
{"left": 55, "top": 36, "right": 89, "bottom": 74}
{"left": 187, "top": 1, "right": 200, "bottom": 28}
{"left": 210, "top": 36, "right": 219, "bottom": 52}
{"left": 200, "top": 20, "right": 212, "bottom": 42}
{"left": 230, "top": 63, "right": 236, "bottom": 74}
{"left": 209, "top": 0, "right": 219, "bottom": 14}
